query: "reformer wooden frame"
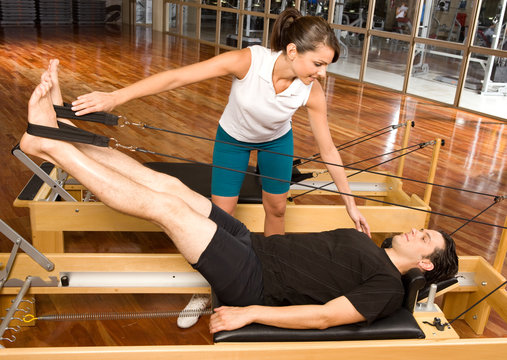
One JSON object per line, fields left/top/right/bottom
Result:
{"left": 0, "top": 247, "right": 506, "bottom": 358}
{"left": 13, "top": 125, "right": 440, "bottom": 253}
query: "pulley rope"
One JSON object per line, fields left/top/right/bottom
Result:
{"left": 40, "top": 108, "right": 505, "bottom": 231}
{"left": 138, "top": 122, "right": 499, "bottom": 199}
{"left": 450, "top": 199, "right": 502, "bottom": 236}
{"left": 134, "top": 147, "right": 506, "bottom": 230}
{"left": 447, "top": 280, "right": 507, "bottom": 326}
{"left": 289, "top": 142, "right": 428, "bottom": 201}
{"left": 293, "top": 123, "right": 409, "bottom": 168}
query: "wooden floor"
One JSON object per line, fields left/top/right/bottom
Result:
{"left": 0, "top": 24, "right": 505, "bottom": 348}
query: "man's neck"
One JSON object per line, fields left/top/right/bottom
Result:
{"left": 384, "top": 248, "right": 410, "bottom": 275}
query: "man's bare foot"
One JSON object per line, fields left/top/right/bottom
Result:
{"left": 47, "top": 59, "right": 64, "bottom": 106}
{"left": 42, "top": 60, "right": 75, "bottom": 126}
{"left": 19, "top": 78, "right": 59, "bottom": 157}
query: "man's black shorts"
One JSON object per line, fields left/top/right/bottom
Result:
{"left": 191, "top": 204, "right": 264, "bottom": 306}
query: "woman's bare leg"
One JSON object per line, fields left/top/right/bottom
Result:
{"left": 262, "top": 191, "right": 287, "bottom": 236}
{"left": 20, "top": 78, "right": 216, "bottom": 264}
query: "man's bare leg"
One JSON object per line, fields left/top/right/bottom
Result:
{"left": 20, "top": 78, "right": 216, "bottom": 264}
{"left": 47, "top": 60, "right": 214, "bottom": 324}
{"left": 44, "top": 60, "right": 211, "bottom": 217}
{"left": 46, "top": 61, "right": 213, "bottom": 326}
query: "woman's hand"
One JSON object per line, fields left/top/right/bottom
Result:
{"left": 347, "top": 205, "right": 371, "bottom": 238}
{"left": 209, "top": 306, "right": 253, "bottom": 333}
{"left": 71, "top": 91, "right": 118, "bottom": 115}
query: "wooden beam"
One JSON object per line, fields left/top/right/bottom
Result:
{"left": 0, "top": 253, "right": 209, "bottom": 295}
{"left": 2, "top": 338, "right": 507, "bottom": 359}
{"left": 28, "top": 202, "right": 429, "bottom": 233}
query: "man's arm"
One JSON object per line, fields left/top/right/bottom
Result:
{"left": 209, "top": 296, "right": 366, "bottom": 333}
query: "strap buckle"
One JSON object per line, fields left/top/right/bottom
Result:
{"left": 108, "top": 138, "right": 137, "bottom": 152}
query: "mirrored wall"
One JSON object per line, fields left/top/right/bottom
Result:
{"left": 160, "top": 0, "right": 507, "bottom": 120}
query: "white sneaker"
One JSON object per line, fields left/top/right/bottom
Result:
{"left": 177, "top": 294, "right": 211, "bottom": 329}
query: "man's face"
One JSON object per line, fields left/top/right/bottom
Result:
{"left": 392, "top": 228, "right": 445, "bottom": 263}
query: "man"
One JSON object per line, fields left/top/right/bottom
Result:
{"left": 20, "top": 74, "right": 458, "bottom": 333}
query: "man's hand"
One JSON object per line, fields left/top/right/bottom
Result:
{"left": 209, "top": 306, "right": 253, "bottom": 333}
{"left": 72, "top": 91, "right": 118, "bottom": 116}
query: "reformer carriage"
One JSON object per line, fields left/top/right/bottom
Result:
{"left": 1, "top": 116, "right": 506, "bottom": 358}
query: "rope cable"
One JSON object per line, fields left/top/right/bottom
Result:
{"left": 134, "top": 147, "right": 507, "bottom": 230}
{"left": 447, "top": 280, "right": 507, "bottom": 326}
{"left": 289, "top": 143, "right": 428, "bottom": 201}
{"left": 136, "top": 123, "right": 499, "bottom": 199}
{"left": 295, "top": 125, "right": 401, "bottom": 167}
{"left": 450, "top": 198, "right": 504, "bottom": 235}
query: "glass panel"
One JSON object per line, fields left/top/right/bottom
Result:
{"left": 333, "top": 0, "right": 369, "bottom": 28}
{"left": 474, "top": 0, "right": 507, "bottom": 49}
{"left": 136, "top": 0, "right": 153, "bottom": 24}
{"left": 166, "top": 3, "right": 180, "bottom": 33}
{"left": 270, "top": 0, "right": 296, "bottom": 14}
{"left": 407, "top": 44, "right": 461, "bottom": 104}
{"left": 245, "top": 0, "right": 265, "bottom": 13}
{"left": 182, "top": 6, "right": 198, "bottom": 38}
{"left": 202, "top": 0, "right": 218, "bottom": 5}
{"left": 364, "top": 35, "right": 409, "bottom": 91}
{"left": 220, "top": 0, "right": 240, "bottom": 8}
{"left": 327, "top": 29, "right": 364, "bottom": 79}
{"left": 459, "top": 52, "right": 507, "bottom": 118}
{"left": 268, "top": 18, "right": 276, "bottom": 48}
{"left": 372, "top": 0, "right": 414, "bottom": 34}
{"left": 220, "top": 11, "right": 240, "bottom": 46}
{"left": 242, "top": 14, "right": 264, "bottom": 47}
{"left": 301, "top": 0, "right": 330, "bottom": 19}
{"left": 417, "top": 0, "right": 472, "bottom": 43}
{"left": 201, "top": 8, "right": 217, "bottom": 42}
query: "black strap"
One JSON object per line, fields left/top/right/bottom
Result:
{"left": 54, "top": 105, "right": 119, "bottom": 126}
{"left": 26, "top": 121, "right": 110, "bottom": 147}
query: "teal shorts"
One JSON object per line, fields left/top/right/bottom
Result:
{"left": 211, "top": 125, "right": 293, "bottom": 196}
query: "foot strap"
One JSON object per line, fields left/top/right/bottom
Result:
{"left": 54, "top": 103, "right": 119, "bottom": 125}
{"left": 27, "top": 121, "right": 110, "bottom": 147}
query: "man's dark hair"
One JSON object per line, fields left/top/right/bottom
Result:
{"left": 381, "top": 231, "right": 459, "bottom": 284}
{"left": 423, "top": 230, "right": 459, "bottom": 284}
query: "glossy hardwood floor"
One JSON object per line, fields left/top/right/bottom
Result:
{"left": 0, "top": 24, "right": 505, "bottom": 348}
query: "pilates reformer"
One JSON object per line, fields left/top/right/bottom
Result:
{"left": 12, "top": 106, "right": 444, "bottom": 253}
{"left": 0, "top": 215, "right": 506, "bottom": 358}
{"left": 2, "top": 107, "right": 506, "bottom": 357}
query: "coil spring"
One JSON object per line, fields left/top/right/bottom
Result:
{"left": 27, "top": 309, "right": 213, "bottom": 322}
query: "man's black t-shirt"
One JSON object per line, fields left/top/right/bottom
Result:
{"left": 251, "top": 228, "right": 404, "bottom": 324}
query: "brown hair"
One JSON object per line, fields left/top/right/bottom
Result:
{"left": 423, "top": 230, "right": 459, "bottom": 284}
{"left": 270, "top": 8, "right": 340, "bottom": 62}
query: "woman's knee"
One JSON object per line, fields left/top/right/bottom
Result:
{"left": 212, "top": 195, "right": 239, "bottom": 215}
{"left": 262, "top": 193, "right": 287, "bottom": 218}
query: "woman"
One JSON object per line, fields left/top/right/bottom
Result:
{"left": 71, "top": 8, "right": 370, "bottom": 327}
{"left": 72, "top": 8, "right": 369, "bottom": 236}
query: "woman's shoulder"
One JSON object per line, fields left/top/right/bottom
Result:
{"left": 249, "top": 45, "right": 279, "bottom": 57}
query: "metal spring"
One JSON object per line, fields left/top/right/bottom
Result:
{"left": 27, "top": 308, "right": 213, "bottom": 322}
